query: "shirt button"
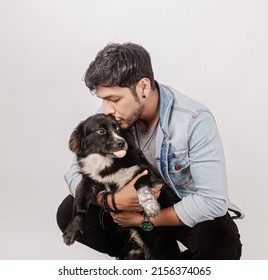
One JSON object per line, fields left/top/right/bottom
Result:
{"left": 174, "top": 163, "right": 181, "bottom": 171}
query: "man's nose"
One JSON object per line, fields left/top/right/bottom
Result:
{"left": 103, "top": 100, "right": 116, "bottom": 115}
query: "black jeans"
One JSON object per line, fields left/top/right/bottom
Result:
{"left": 57, "top": 194, "right": 242, "bottom": 260}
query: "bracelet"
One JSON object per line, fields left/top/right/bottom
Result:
{"left": 100, "top": 191, "right": 121, "bottom": 213}
{"left": 111, "top": 193, "right": 120, "bottom": 213}
{"left": 101, "top": 191, "right": 113, "bottom": 212}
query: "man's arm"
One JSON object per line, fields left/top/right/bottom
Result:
{"left": 173, "top": 111, "right": 228, "bottom": 227}
{"left": 96, "top": 171, "right": 184, "bottom": 227}
{"left": 64, "top": 157, "right": 184, "bottom": 227}
{"left": 110, "top": 206, "right": 184, "bottom": 228}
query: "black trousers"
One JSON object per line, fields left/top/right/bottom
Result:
{"left": 57, "top": 194, "right": 242, "bottom": 260}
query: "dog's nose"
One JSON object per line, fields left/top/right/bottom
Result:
{"left": 115, "top": 139, "right": 125, "bottom": 149}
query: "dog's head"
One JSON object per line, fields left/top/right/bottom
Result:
{"left": 69, "top": 114, "right": 128, "bottom": 158}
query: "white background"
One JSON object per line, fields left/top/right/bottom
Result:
{"left": 0, "top": 0, "right": 267, "bottom": 260}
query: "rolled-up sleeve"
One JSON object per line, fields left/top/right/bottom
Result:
{"left": 64, "top": 156, "right": 82, "bottom": 197}
{"left": 173, "top": 111, "right": 229, "bottom": 227}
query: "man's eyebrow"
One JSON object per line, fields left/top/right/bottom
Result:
{"left": 97, "top": 95, "right": 119, "bottom": 100}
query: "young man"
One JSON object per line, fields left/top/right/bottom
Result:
{"left": 57, "top": 43, "right": 244, "bottom": 259}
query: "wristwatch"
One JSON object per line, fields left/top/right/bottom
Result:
{"left": 140, "top": 214, "right": 154, "bottom": 231}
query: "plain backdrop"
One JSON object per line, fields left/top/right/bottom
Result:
{"left": 0, "top": 0, "right": 267, "bottom": 260}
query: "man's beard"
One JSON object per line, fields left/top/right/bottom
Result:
{"left": 121, "top": 103, "right": 144, "bottom": 129}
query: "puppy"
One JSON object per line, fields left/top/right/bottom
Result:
{"left": 63, "top": 113, "right": 180, "bottom": 259}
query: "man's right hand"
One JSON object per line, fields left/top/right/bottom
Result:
{"left": 114, "top": 170, "right": 149, "bottom": 212}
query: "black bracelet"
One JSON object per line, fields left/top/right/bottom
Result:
{"left": 101, "top": 191, "right": 114, "bottom": 213}
{"left": 111, "top": 193, "right": 120, "bottom": 213}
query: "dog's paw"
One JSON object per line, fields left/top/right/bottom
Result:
{"left": 143, "top": 200, "right": 160, "bottom": 218}
{"left": 137, "top": 187, "right": 160, "bottom": 218}
{"left": 62, "top": 216, "right": 84, "bottom": 246}
{"left": 63, "top": 229, "right": 82, "bottom": 246}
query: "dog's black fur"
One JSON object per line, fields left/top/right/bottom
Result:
{"left": 62, "top": 113, "right": 181, "bottom": 259}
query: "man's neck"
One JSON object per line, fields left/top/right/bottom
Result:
{"left": 137, "top": 87, "right": 160, "bottom": 131}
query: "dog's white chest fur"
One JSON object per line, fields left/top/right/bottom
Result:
{"left": 80, "top": 154, "right": 140, "bottom": 190}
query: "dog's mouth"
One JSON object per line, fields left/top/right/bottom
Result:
{"left": 108, "top": 139, "right": 128, "bottom": 158}
{"left": 112, "top": 150, "right": 127, "bottom": 158}
{"left": 111, "top": 141, "right": 128, "bottom": 158}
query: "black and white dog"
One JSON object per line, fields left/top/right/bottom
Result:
{"left": 62, "top": 113, "right": 180, "bottom": 259}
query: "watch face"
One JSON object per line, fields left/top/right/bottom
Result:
{"left": 140, "top": 222, "right": 154, "bottom": 231}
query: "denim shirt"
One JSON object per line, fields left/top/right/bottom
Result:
{"left": 155, "top": 83, "right": 244, "bottom": 227}
{"left": 64, "top": 83, "right": 244, "bottom": 227}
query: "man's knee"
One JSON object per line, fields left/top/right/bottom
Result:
{"left": 192, "top": 214, "right": 242, "bottom": 260}
{"left": 56, "top": 195, "right": 74, "bottom": 233}
{"left": 196, "top": 236, "right": 242, "bottom": 260}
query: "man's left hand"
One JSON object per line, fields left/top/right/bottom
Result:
{"left": 110, "top": 211, "right": 143, "bottom": 227}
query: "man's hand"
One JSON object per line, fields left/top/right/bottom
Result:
{"left": 114, "top": 170, "right": 148, "bottom": 212}
{"left": 96, "top": 169, "right": 162, "bottom": 217}
{"left": 111, "top": 211, "right": 143, "bottom": 227}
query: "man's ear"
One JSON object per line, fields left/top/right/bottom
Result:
{"left": 137, "top": 78, "right": 151, "bottom": 98}
{"left": 69, "top": 122, "right": 84, "bottom": 154}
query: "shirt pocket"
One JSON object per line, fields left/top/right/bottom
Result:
{"left": 168, "top": 150, "right": 192, "bottom": 187}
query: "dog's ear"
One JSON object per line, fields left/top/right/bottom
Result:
{"left": 69, "top": 122, "right": 84, "bottom": 154}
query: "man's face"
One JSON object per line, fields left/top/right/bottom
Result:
{"left": 96, "top": 86, "right": 144, "bottom": 129}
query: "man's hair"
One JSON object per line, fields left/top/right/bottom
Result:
{"left": 84, "top": 42, "right": 156, "bottom": 94}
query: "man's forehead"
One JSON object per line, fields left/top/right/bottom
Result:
{"left": 97, "top": 94, "right": 119, "bottom": 100}
{"left": 96, "top": 86, "right": 131, "bottom": 99}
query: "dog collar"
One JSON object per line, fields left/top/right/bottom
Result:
{"left": 140, "top": 214, "right": 154, "bottom": 231}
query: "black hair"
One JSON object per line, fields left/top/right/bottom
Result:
{"left": 84, "top": 42, "right": 155, "bottom": 94}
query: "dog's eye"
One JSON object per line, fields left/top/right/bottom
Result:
{"left": 116, "top": 126, "right": 120, "bottom": 131}
{"left": 96, "top": 128, "right": 106, "bottom": 135}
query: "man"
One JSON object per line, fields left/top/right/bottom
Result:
{"left": 57, "top": 42, "right": 244, "bottom": 259}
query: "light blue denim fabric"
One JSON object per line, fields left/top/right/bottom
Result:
{"left": 155, "top": 83, "right": 244, "bottom": 227}
{"left": 64, "top": 82, "right": 244, "bottom": 227}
